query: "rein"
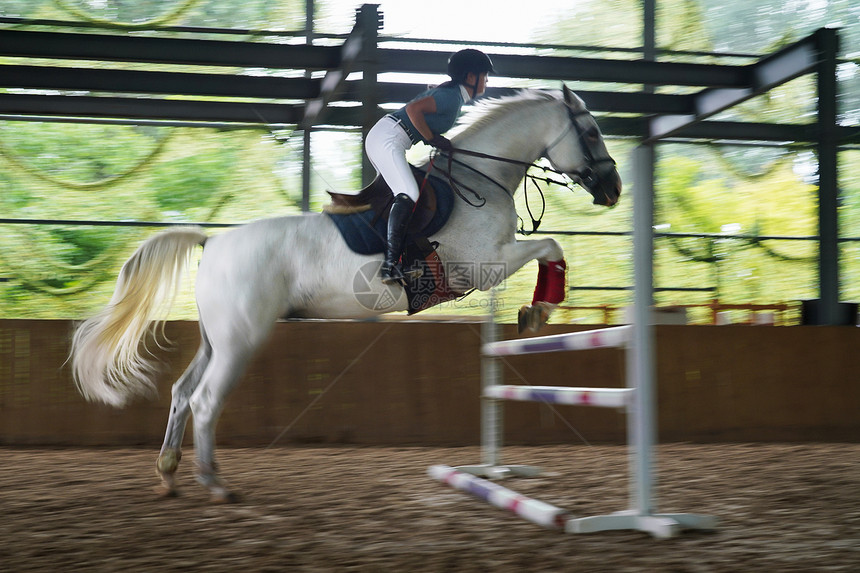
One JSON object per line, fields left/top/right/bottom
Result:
{"left": 429, "top": 147, "right": 578, "bottom": 234}
{"left": 426, "top": 105, "right": 616, "bottom": 234}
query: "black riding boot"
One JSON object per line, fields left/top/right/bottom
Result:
{"left": 381, "top": 193, "right": 419, "bottom": 285}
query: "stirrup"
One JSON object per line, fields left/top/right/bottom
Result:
{"left": 380, "top": 262, "right": 406, "bottom": 286}
{"left": 380, "top": 262, "right": 422, "bottom": 286}
{"left": 402, "top": 265, "right": 423, "bottom": 281}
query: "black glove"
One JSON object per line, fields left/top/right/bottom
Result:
{"left": 429, "top": 134, "right": 453, "bottom": 151}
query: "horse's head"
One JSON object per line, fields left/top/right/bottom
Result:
{"left": 544, "top": 85, "right": 622, "bottom": 207}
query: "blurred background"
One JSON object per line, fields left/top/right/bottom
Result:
{"left": 0, "top": 0, "right": 857, "bottom": 324}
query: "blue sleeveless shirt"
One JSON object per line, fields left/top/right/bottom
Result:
{"left": 390, "top": 83, "right": 465, "bottom": 145}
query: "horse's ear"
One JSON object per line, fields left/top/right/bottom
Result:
{"left": 562, "top": 83, "right": 574, "bottom": 105}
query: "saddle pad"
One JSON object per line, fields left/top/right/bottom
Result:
{"left": 327, "top": 209, "right": 388, "bottom": 255}
{"left": 327, "top": 173, "right": 455, "bottom": 256}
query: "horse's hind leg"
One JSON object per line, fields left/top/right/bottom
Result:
{"left": 186, "top": 225, "right": 287, "bottom": 501}
{"left": 188, "top": 347, "right": 253, "bottom": 503}
{"left": 156, "top": 331, "right": 212, "bottom": 496}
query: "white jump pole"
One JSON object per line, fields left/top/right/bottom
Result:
{"left": 483, "top": 325, "right": 631, "bottom": 356}
{"left": 484, "top": 385, "right": 632, "bottom": 408}
{"left": 480, "top": 288, "right": 502, "bottom": 468}
{"left": 428, "top": 465, "right": 569, "bottom": 529}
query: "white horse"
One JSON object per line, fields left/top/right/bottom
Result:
{"left": 70, "top": 86, "right": 621, "bottom": 501}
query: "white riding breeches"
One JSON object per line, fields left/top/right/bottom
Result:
{"left": 366, "top": 115, "right": 420, "bottom": 202}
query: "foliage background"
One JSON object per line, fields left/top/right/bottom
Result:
{"left": 0, "top": 0, "right": 857, "bottom": 324}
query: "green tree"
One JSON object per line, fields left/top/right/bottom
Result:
{"left": 0, "top": 0, "right": 855, "bottom": 323}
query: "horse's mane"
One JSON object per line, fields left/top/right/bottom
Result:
{"left": 452, "top": 89, "right": 580, "bottom": 141}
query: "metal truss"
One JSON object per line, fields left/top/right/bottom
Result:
{"left": 0, "top": 6, "right": 853, "bottom": 145}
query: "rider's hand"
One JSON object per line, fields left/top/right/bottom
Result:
{"left": 429, "top": 134, "right": 453, "bottom": 151}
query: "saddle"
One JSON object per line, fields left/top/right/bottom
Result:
{"left": 323, "top": 165, "right": 462, "bottom": 314}
{"left": 323, "top": 165, "right": 441, "bottom": 237}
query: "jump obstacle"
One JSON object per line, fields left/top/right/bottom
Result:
{"left": 429, "top": 316, "right": 716, "bottom": 538}
{"left": 428, "top": 146, "right": 716, "bottom": 539}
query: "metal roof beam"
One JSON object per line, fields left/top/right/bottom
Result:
{"left": 4, "top": 93, "right": 840, "bottom": 143}
{"left": 0, "top": 93, "right": 302, "bottom": 124}
{"left": 672, "top": 120, "right": 815, "bottom": 142}
{"left": 647, "top": 32, "right": 818, "bottom": 141}
{"left": 378, "top": 49, "right": 748, "bottom": 87}
{"left": 0, "top": 70, "right": 704, "bottom": 118}
{"left": 599, "top": 116, "right": 815, "bottom": 141}
{"left": 363, "top": 84, "right": 694, "bottom": 115}
{"left": 2, "top": 64, "right": 319, "bottom": 100}
{"left": 0, "top": 29, "right": 340, "bottom": 69}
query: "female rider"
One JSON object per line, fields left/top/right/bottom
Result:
{"left": 365, "top": 49, "right": 494, "bottom": 285}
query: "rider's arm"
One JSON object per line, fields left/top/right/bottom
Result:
{"left": 404, "top": 95, "right": 437, "bottom": 142}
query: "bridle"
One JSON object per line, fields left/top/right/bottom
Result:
{"left": 544, "top": 107, "right": 617, "bottom": 192}
{"left": 428, "top": 103, "right": 616, "bottom": 232}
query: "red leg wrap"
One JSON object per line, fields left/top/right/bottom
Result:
{"left": 531, "top": 263, "right": 548, "bottom": 304}
{"left": 532, "top": 259, "right": 566, "bottom": 305}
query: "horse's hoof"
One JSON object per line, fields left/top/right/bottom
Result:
{"left": 518, "top": 305, "right": 540, "bottom": 333}
{"left": 518, "top": 303, "right": 552, "bottom": 333}
{"left": 157, "top": 449, "right": 182, "bottom": 475}
{"left": 154, "top": 485, "right": 180, "bottom": 498}
{"left": 518, "top": 305, "right": 530, "bottom": 333}
{"left": 210, "top": 491, "right": 241, "bottom": 504}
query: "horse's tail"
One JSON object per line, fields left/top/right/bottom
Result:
{"left": 70, "top": 227, "right": 208, "bottom": 407}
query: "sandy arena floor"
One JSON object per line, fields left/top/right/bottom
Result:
{"left": 1, "top": 444, "right": 858, "bottom": 572}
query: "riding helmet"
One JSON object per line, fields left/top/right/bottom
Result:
{"left": 447, "top": 49, "right": 495, "bottom": 83}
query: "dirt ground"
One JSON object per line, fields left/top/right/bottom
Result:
{"left": 1, "top": 443, "right": 858, "bottom": 572}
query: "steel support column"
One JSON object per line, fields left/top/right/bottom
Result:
{"left": 643, "top": 0, "right": 656, "bottom": 68}
{"left": 630, "top": 143, "right": 656, "bottom": 515}
{"left": 816, "top": 28, "right": 840, "bottom": 324}
{"left": 633, "top": 1, "right": 656, "bottom": 514}
{"left": 357, "top": 4, "right": 382, "bottom": 186}
{"left": 301, "top": 0, "right": 315, "bottom": 213}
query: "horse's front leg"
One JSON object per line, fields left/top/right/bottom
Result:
{"left": 498, "top": 238, "right": 566, "bottom": 332}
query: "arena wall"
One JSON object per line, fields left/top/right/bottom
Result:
{"left": 0, "top": 319, "right": 857, "bottom": 446}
